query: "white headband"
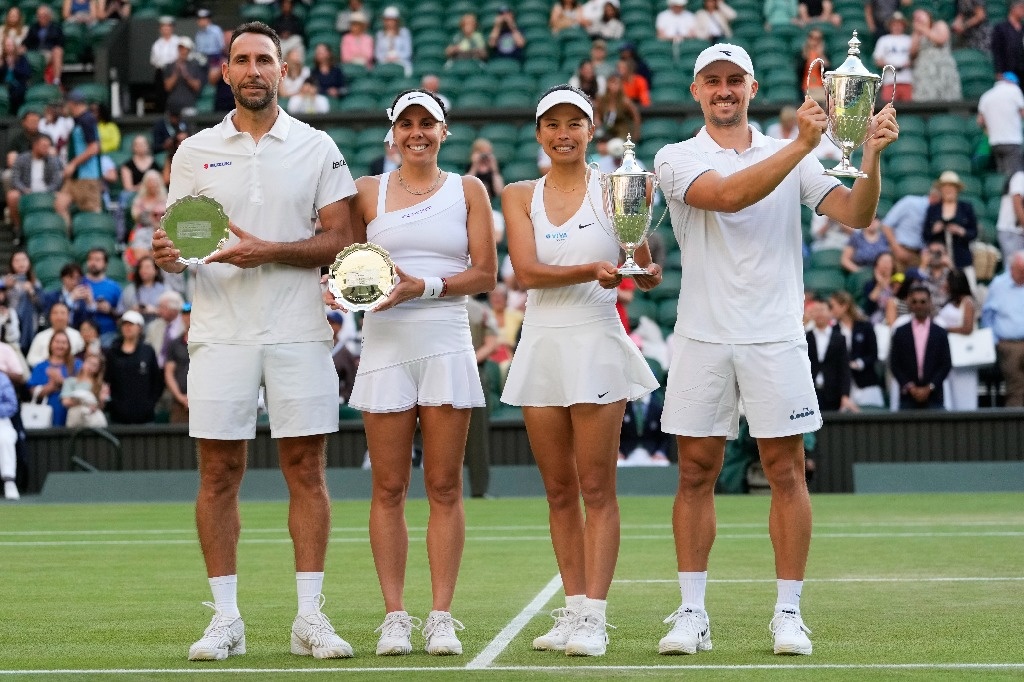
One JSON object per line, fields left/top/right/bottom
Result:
{"left": 384, "top": 92, "right": 447, "bottom": 145}
{"left": 535, "top": 89, "right": 594, "bottom": 122}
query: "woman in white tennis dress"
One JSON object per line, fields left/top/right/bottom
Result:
{"left": 500, "top": 85, "right": 662, "bottom": 657}
{"left": 343, "top": 90, "right": 497, "bottom": 657}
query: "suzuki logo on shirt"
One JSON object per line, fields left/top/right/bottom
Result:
{"left": 203, "top": 161, "right": 233, "bottom": 169}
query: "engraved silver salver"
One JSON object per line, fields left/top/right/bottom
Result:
{"left": 161, "top": 195, "right": 230, "bottom": 265}
{"left": 327, "top": 243, "right": 398, "bottom": 311}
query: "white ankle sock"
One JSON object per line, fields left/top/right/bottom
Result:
{"left": 566, "top": 594, "right": 586, "bottom": 612}
{"left": 678, "top": 571, "right": 707, "bottom": 610}
{"left": 296, "top": 572, "right": 324, "bottom": 616}
{"left": 583, "top": 598, "right": 607, "bottom": 619}
{"left": 776, "top": 579, "right": 803, "bottom": 612}
{"left": 209, "top": 575, "right": 240, "bottom": 618}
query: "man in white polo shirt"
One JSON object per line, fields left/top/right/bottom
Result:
{"left": 153, "top": 22, "right": 357, "bottom": 662}
{"left": 652, "top": 44, "right": 898, "bottom": 656}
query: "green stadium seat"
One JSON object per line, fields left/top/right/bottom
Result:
{"left": 19, "top": 193, "right": 57, "bottom": 219}
{"left": 896, "top": 115, "right": 926, "bottom": 137}
{"left": 326, "top": 127, "right": 358, "bottom": 149}
{"left": 648, "top": 270, "right": 681, "bottom": 301}
{"left": 493, "top": 90, "right": 529, "bottom": 107}
{"left": 26, "top": 234, "right": 73, "bottom": 260}
{"left": 339, "top": 93, "right": 379, "bottom": 111}
{"left": 106, "top": 257, "right": 128, "bottom": 284}
{"left": 71, "top": 212, "right": 117, "bottom": 238}
{"left": 503, "top": 160, "right": 540, "bottom": 183}
{"left": 240, "top": 4, "right": 276, "bottom": 22}
{"left": 803, "top": 268, "right": 846, "bottom": 297}
{"left": 477, "top": 123, "right": 519, "bottom": 145}
{"left": 983, "top": 173, "right": 1007, "bottom": 200}
{"left": 847, "top": 268, "right": 875, "bottom": 306}
{"left": 886, "top": 154, "right": 931, "bottom": 178}
{"left": 73, "top": 232, "right": 118, "bottom": 262}
{"left": 886, "top": 134, "right": 929, "bottom": 158}
{"left": 33, "top": 255, "right": 70, "bottom": 287}
{"left": 25, "top": 83, "right": 61, "bottom": 107}
{"left": 928, "top": 114, "right": 975, "bottom": 137}
{"left": 896, "top": 174, "right": 935, "bottom": 197}
{"left": 931, "top": 154, "right": 972, "bottom": 177}
{"left": 809, "top": 248, "right": 843, "bottom": 270}
{"left": 485, "top": 58, "right": 523, "bottom": 77}
{"left": 656, "top": 298, "right": 677, "bottom": 330}
{"left": 628, "top": 297, "right": 658, "bottom": 325}
{"left": 929, "top": 134, "right": 973, "bottom": 157}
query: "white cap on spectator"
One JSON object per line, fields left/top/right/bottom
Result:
{"left": 120, "top": 311, "right": 145, "bottom": 327}
{"left": 177, "top": 36, "right": 194, "bottom": 50}
{"left": 693, "top": 42, "right": 755, "bottom": 79}
{"left": 668, "top": 0, "right": 687, "bottom": 6}
{"left": 382, "top": 6, "right": 400, "bottom": 19}
{"left": 159, "top": 15, "right": 175, "bottom": 24}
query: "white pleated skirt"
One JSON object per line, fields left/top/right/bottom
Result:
{"left": 501, "top": 304, "right": 659, "bottom": 407}
{"left": 349, "top": 311, "right": 485, "bottom": 413}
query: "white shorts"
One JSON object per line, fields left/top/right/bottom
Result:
{"left": 661, "top": 335, "right": 822, "bottom": 440}
{"left": 188, "top": 341, "right": 339, "bottom": 440}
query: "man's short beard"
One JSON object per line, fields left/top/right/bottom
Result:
{"left": 708, "top": 108, "right": 743, "bottom": 128}
{"left": 232, "top": 83, "right": 277, "bottom": 111}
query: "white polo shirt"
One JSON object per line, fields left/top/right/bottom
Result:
{"left": 977, "top": 81, "right": 1024, "bottom": 146}
{"left": 167, "top": 107, "right": 356, "bottom": 345}
{"left": 655, "top": 9, "right": 696, "bottom": 39}
{"left": 654, "top": 125, "right": 841, "bottom": 344}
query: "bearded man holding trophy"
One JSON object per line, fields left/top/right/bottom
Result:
{"left": 649, "top": 35, "right": 898, "bottom": 656}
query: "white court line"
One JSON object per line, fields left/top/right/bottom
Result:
{"left": 616, "top": 577, "right": 1024, "bottom": 584}
{"left": 5, "top": 530, "right": 1024, "bottom": 547}
{"left": 465, "top": 573, "right": 563, "bottom": 670}
{"left": 1, "top": 663, "right": 1023, "bottom": 675}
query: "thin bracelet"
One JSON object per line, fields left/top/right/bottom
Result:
{"left": 439, "top": 277, "right": 448, "bottom": 298}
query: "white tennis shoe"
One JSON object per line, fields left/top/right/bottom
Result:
{"left": 423, "top": 611, "right": 465, "bottom": 655}
{"left": 659, "top": 606, "right": 712, "bottom": 655}
{"left": 188, "top": 602, "right": 245, "bottom": 661}
{"left": 564, "top": 608, "right": 614, "bottom": 656}
{"left": 770, "top": 608, "right": 813, "bottom": 655}
{"left": 532, "top": 607, "right": 578, "bottom": 651}
{"left": 291, "top": 594, "right": 354, "bottom": 658}
{"left": 374, "top": 610, "right": 421, "bottom": 656}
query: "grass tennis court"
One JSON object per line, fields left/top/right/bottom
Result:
{"left": 1, "top": 492, "right": 1022, "bottom": 680}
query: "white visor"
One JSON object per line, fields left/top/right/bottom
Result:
{"left": 535, "top": 89, "right": 593, "bottom": 122}
{"left": 384, "top": 92, "right": 447, "bottom": 145}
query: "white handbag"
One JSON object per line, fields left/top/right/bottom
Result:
{"left": 20, "top": 389, "right": 53, "bottom": 429}
{"left": 948, "top": 327, "right": 997, "bottom": 368}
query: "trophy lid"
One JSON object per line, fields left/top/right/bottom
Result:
{"left": 612, "top": 134, "right": 647, "bottom": 176}
{"left": 830, "top": 31, "right": 880, "bottom": 81}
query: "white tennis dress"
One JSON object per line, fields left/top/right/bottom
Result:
{"left": 348, "top": 172, "right": 485, "bottom": 413}
{"left": 501, "top": 172, "right": 659, "bottom": 407}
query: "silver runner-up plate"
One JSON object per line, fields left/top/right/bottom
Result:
{"left": 328, "top": 243, "right": 398, "bottom": 312}
{"left": 161, "top": 195, "right": 230, "bottom": 265}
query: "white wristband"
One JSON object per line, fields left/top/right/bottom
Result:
{"left": 421, "top": 276, "right": 444, "bottom": 299}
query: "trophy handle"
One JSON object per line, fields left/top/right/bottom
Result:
{"left": 805, "top": 58, "right": 825, "bottom": 97}
{"left": 880, "top": 65, "right": 897, "bottom": 106}
{"left": 584, "top": 162, "right": 611, "bottom": 232}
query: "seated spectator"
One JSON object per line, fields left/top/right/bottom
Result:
{"left": 39, "top": 99, "right": 74, "bottom": 158}
{"left": 280, "top": 47, "right": 310, "bottom": 100}
{"left": 570, "top": 59, "right": 606, "bottom": 99}
{"left": 163, "top": 303, "right": 190, "bottom": 423}
{"left": 550, "top": 0, "right": 583, "bottom": 34}
{"left": 0, "top": 36, "right": 31, "bottom": 114}
{"left": 830, "top": 290, "right": 884, "bottom": 407}
{"left": 151, "top": 107, "right": 188, "bottom": 159}
{"left": 800, "top": 29, "right": 829, "bottom": 102}
{"left": 310, "top": 43, "right": 347, "bottom": 99}
{"left": 118, "top": 256, "right": 166, "bottom": 323}
{"left": 419, "top": 73, "right": 451, "bottom": 110}
{"left": 618, "top": 390, "right": 671, "bottom": 466}
{"left": 881, "top": 185, "right": 937, "bottom": 271}
{"left": 996, "top": 167, "right": 1024, "bottom": 262}
{"left": 128, "top": 170, "right": 166, "bottom": 265}
{"left": 272, "top": 0, "right": 305, "bottom": 58}
{"left": 618, "top": 57, "right": 650, "bottom": 107}
{"left": 76, "top": 317, "right": 101, "bottom": 359}
{"left": 95, "top": 103, "right": 120, "bottom": 155}
{"left": 163, "top": 37, "right": 204, "bottom": 115}
{"left": 1, "top": 7, "right": 28, "bottom": 47}
{"left": 766, "top": 105, "right": 799, "bottom": 140}
{"left": 977, "top": 72, "right": 1024, "bottom": 177}
{"left": 119, "top": 135, "right": 161, "bottom": 195}
{"left": 618, "top": 42, "right": 654, "bottom": 87}
{"left": 809, "top": 213, "right": 853, "bottom": 252}
{"left": 83, "top": 248, "right": 122, "bottom": 338}
{"left": 951, "top": 0, "right": 990, "bottom": 52}
{"left": 0, "top": 369, "right": 18, "bottom": 499}
{"left": 6, "top": 134, "right": 69, "bottom": 234}
{"left": 590, "top": 38, "right": 615, "bottom": 78}
{"left": 841, "top": 215, "right": 890, "bottom": 273}
{"left": 369, "top": 141, "right": 402, "bottom": 175}
{"left": 589, "top": 1, "right": 624, "bottom": 40}
{"left": 0, "top": 286, "right": 22, "bottom": 354}
{"left": 210, "top": 30, "right": 235, "bottom": 112}
{"left": 693, "top": 0, "right": 736, "bottom": 42}
{"left": 910, "top": 8, "right": 961, "bottom": 102}
{"left": 143, "top": 290, "right": 184, "bottom": 367}
{"left": 29, "top": 302, "right": 86, "bottom": 368}
{"left": 925, "top": 171, "right": 978, "bottom": 288}
{"left": 489, "top": 6, "right": 526, "bottom": 61}
{"left": 467, "top": 138, "right": 506, "bottom": 241}
{"left": 103, "top": 310, "right": 162, "bottom": 424}
{"left": 934, "top": 269, "right": 979, "bottom": 410}
{"left": 890, "top": 285, "right": 951, "bottom": 409}
{"left": 864, "top": 0, "right": 906, "bottom": 38}
{"left": 874, "top": 12, "right": 913, "bottom": 101}
{"left": 193, "top": 9, "right": 224, "bottom": 67}
{"left": 579, "top": 0, "right": 606, "bottom": 33}
{"left": 336, "top": 0, "right": 371, "bottom": 34}
{"left": 916, "top": 242, "right": 953, "bottom": 311}
{"left": 862, "top": 251, "right": 897, "bottom": 323}
{"left": 806, "top": 300, "right": 856, "bottom": 412}
{"left": 446, "top": 13, "right": 487, "bottom": 64}
{"left": 288, "top": 78, "right": 330, "bottom": 115}
{"left": 4, "top": 251, "right": 44, "bottom": 355}
{"left": 62, "top": 0, "right": 99, "bottom": 26}
{"left": 764, "top": 0, "right": 799, "bottom": 31}
{"left": 40, "top": 265, "right": 91, "bottom": 332}
{"left": 656, "top": 0, "right": 696, "bottom": 41}
{"left": 23, "top": 5, "right": 64, "bottom": 85}
{"left": 798, "top": 0, "right": 841, "bottom": 27}
{"left": 60, "top": 352, "right": 107, "bottom": 427}
{"left": 340, "top": 12, "right": 373, "bottom": 67}
{"left": 101, "top": 0, "right": 131, "bottom": 22}
{"left": 981, "top": 250, "right": 1024, "bottom": 407}
{"left": 4, "top": 110, "right": 40, "bottom": 190}
{"left": 375, "top": 6, "right": 412, "bottom": 76}
{"left": 28, "top": 329, "right": 81, "bottom": 425}
{"left": 595, "top": 74, "right": 641, "bottom": 140}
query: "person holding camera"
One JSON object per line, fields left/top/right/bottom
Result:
{"left": 488, "top": 5, "right": 525, "bottom": 61}
{"left": 467, "top": 139, "right": 506, "bottom": 243}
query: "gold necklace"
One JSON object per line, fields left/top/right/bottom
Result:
{"left": 545, "top": 179, "right": 580, "bottom": 193}
{"left": 397, "top": 168, "right": 443, "bottom": 196}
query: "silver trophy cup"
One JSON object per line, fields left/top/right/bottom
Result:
{"left": 587, "top": 135, "right": 661, "bottom": 275}
{"left": 807, "top": 31, "right": 895, "bottom": 178}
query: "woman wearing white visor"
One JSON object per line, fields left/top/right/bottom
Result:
{"left": 343, "top": 89, "right": 497, "bottom": 656}
{"left": 500, "top": 85, "right": 662, "bottom": 656}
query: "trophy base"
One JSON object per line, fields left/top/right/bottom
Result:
{"left": 177, "top": 257, "right": 204, "bottom": 266}
{"left": 617, "top": 264, "right": 650, "bottom": 276}
{"left": 823, "top": 166, "right": 868, "bottom": 179}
